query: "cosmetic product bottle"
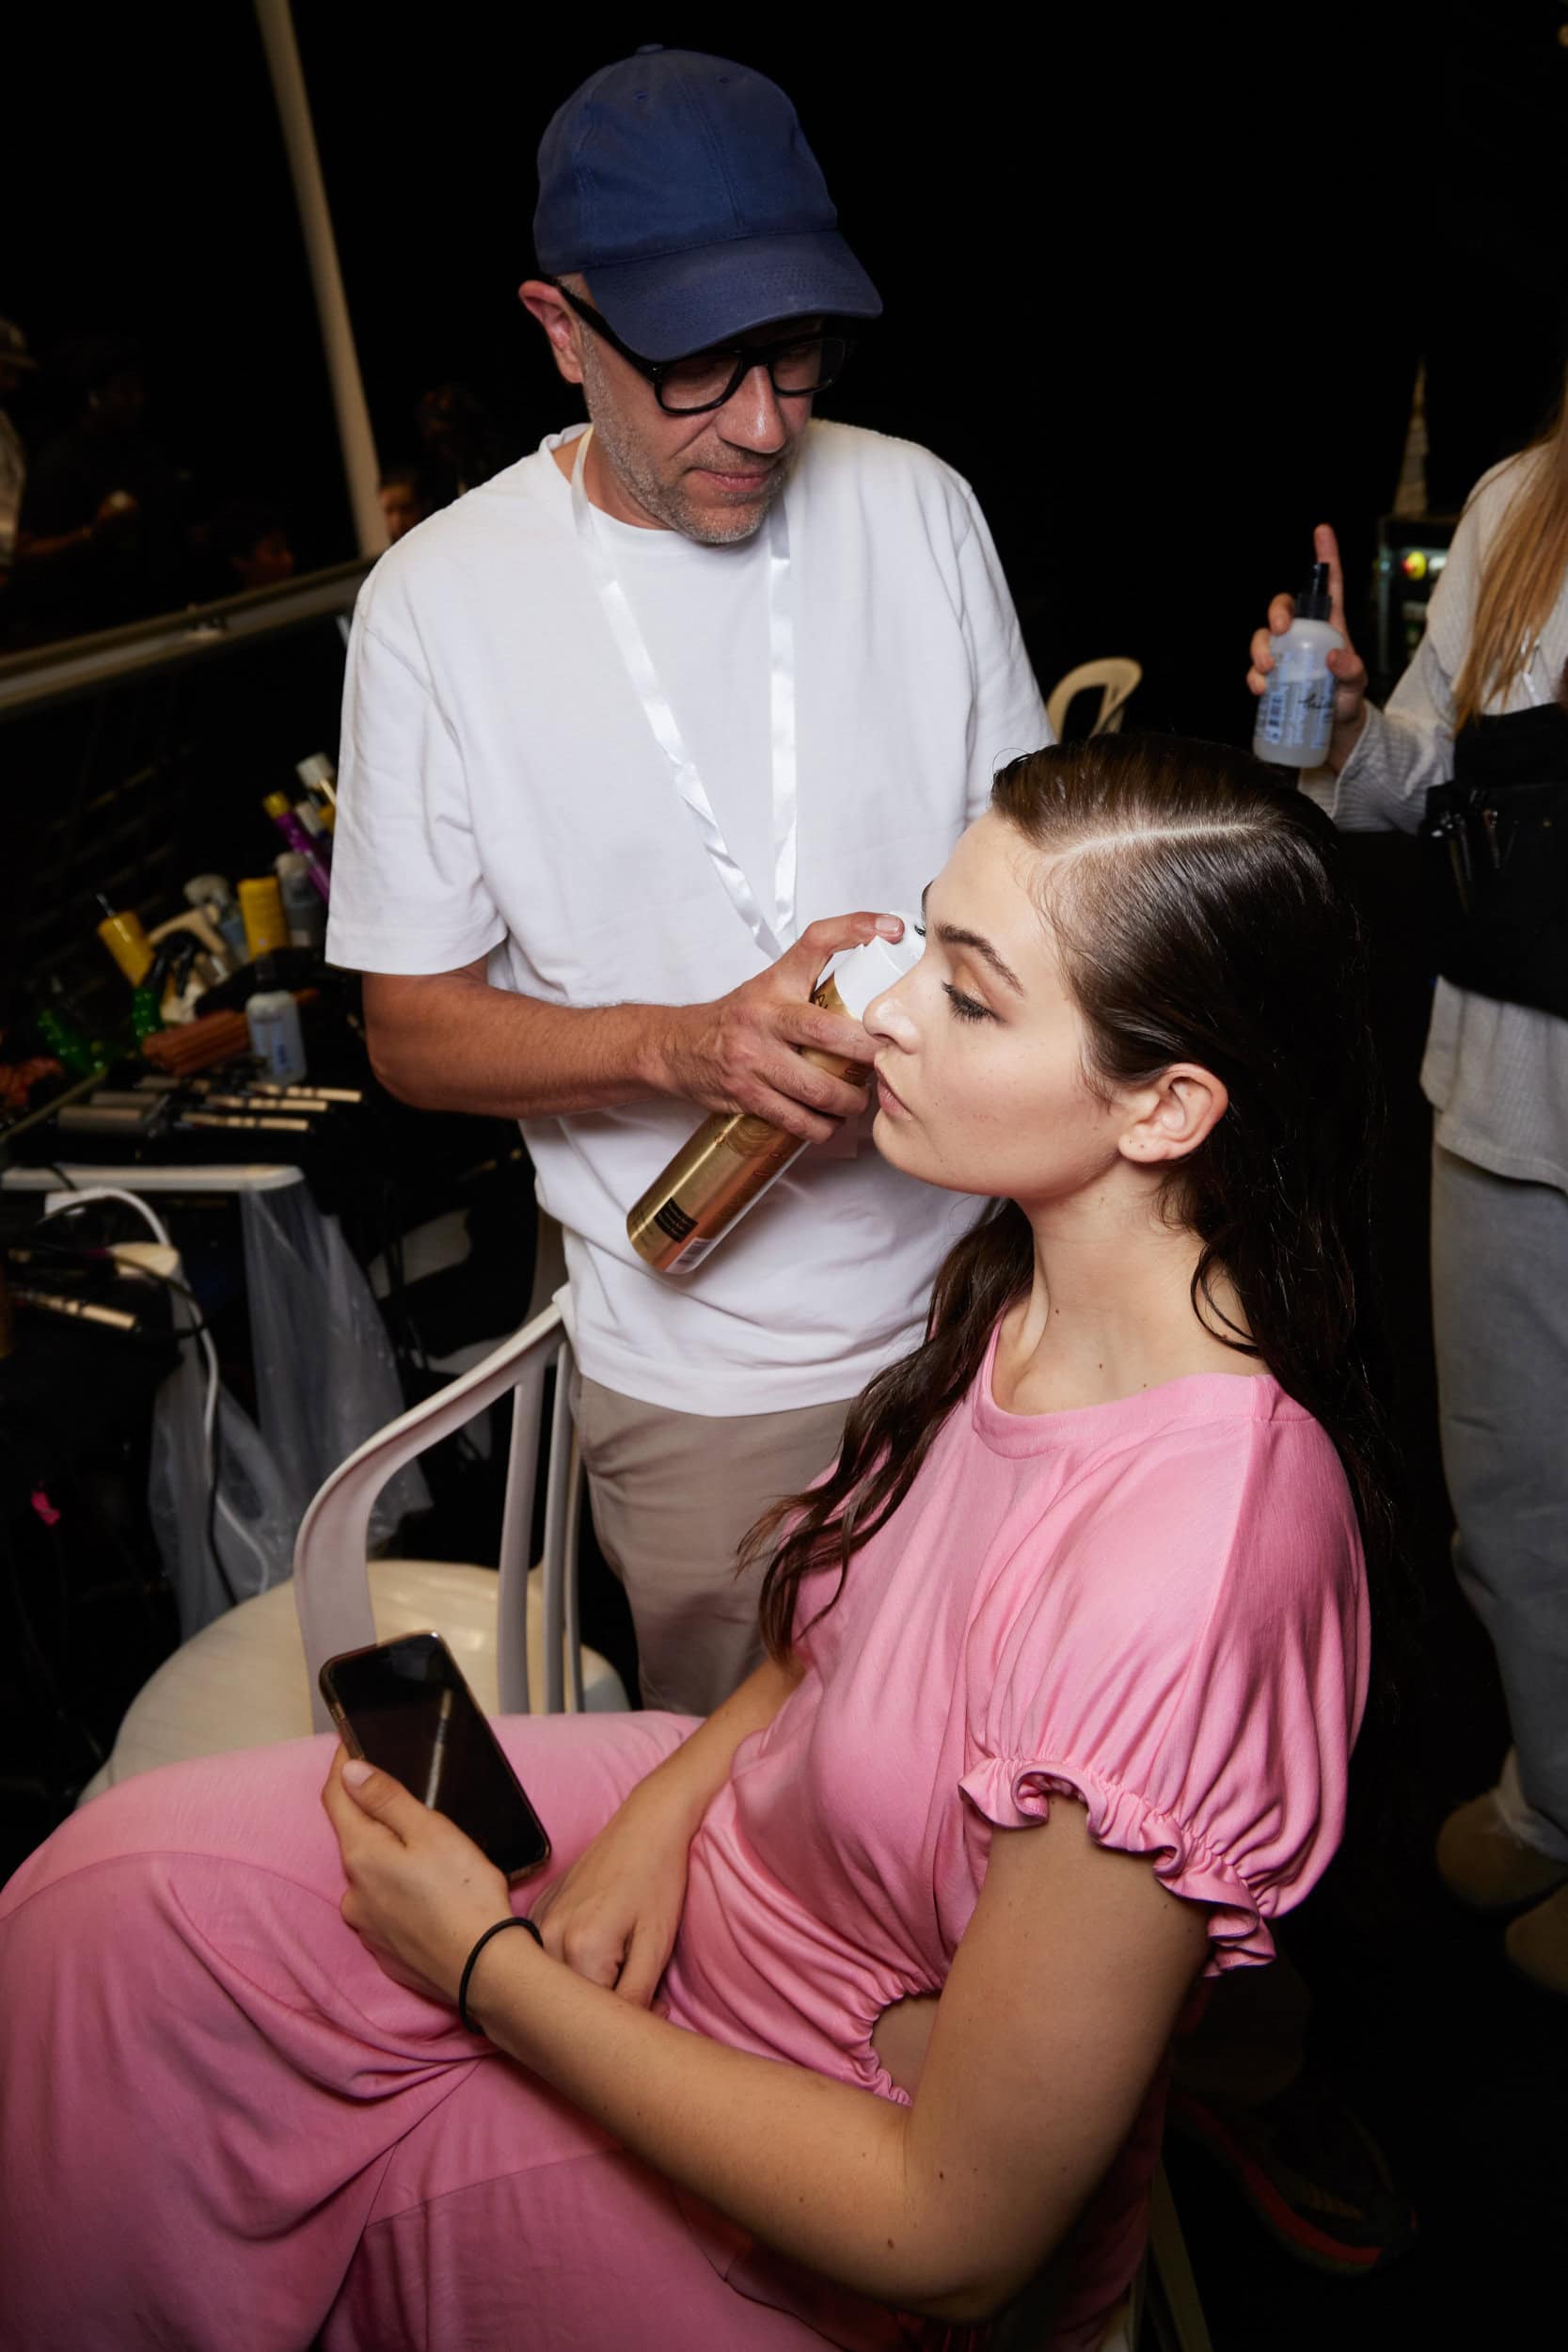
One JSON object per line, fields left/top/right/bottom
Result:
{"left": 95, "top": 896, "right": 155, "bottom": 986}
{"left": 131, "top": 951, "right": 169, "bottom": 1040}
{"left": 295, "top": 752, "right": 338, "bottom": 831}
{"left": 157, "top": 934, "right": 208, "bottom": 1024}
{"left": 292, "top": 797, "right": 333, "bottom": 866}
{"left": 627, "top": 922, "right": 921, "bottom": 1274}
{"left": 1253, "top": 561, "right": 1344, "bottom": 769}
{"left": 184, "top": 873, "right": 249, "bottom": 966}
{"left": 150, "top": 909, "right": 231, "bottom": 990}
{"left": 275, "top": 852, "right": 327, "bottom": 949}
{"left": 38, "top": 982, "right": 107, "bottom": 1078}
{"left": 245, "top": 969, "right": 309, "bottom": 1084}
{"left": 238, "top": 875, "right": 290, "bottom": 961}
{"left": 261, "top": 792, "right": 331, "bottom": 901}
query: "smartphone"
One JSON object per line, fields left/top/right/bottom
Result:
{"left": 319, "top": 1630, "right": 550, "bottom": 1883}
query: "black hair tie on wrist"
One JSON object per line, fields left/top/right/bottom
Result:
{"left": 457, "top": 1915, "right": 543, "bottom": 2035}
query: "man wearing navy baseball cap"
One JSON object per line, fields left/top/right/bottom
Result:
{"left": 328, "top": 47, "right": 1049, "bottom": 1713}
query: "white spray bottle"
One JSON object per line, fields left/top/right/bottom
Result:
{"left": 1253, "top": 560, "right": 1344, "bottom": 769}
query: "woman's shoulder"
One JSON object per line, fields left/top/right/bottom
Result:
{"left": 959, "top": 1386, "right": 1369, "bottom": 1969}
{"left": 1459, "top": 447, "right": 1547, "bottom": 554}
{"left": 973, "top": 1375, "right": 1362, "bottom": 1661}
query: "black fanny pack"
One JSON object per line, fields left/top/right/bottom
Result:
{"left": 1421, "top": 702, "right": 1568, "bottom": 1020}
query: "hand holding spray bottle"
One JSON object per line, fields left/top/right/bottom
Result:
{"left": 627, "top": 917, "right": 923, "bottom": 1273}
{"left": 1252, "top": 555, "right": 1346, "bottom": 770}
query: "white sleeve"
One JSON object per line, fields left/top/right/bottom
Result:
{"left": 325, "top": 591, "right": 507, "bottom": 976}
{"left": 1307, "top": 484, "right": 1483, "bottom": 839}
{"left": 953, "top": 483, "right": 1053, "bottom": 822}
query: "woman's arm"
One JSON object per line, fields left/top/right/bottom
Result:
{"left": 1314, "top": 627, "right": 1465, "bottom": 837}
{"left": 1246, "top": 514, "right": 1475, "bottom": 836}
{"left": 531, "top": 1653, "right": 803, "bottom": 1999}
{"left": 327, "top": 1762, "right": 1210, "bottom": 2325}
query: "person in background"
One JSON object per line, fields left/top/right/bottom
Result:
{"left": 1, "top": 736, "right": 1379, "bottom": 2352}
{"left": 201, "top": 497, "right": 296, "bottom": 598}
{"left": 16, "top": 337, "right": 189, "bottom": 633}
{"left": 0, "top": 317, "right": 37, "bottom": 591}
{"left": 414, "top": 382, "right": 513, "bottom": 508}
{"left": 377, "top": 464, "right": 427, "bottom": 544}
{"left": 327, "top": 47, "right": 1049, "bottom": 1715}
{"left": 1248, "top": 361, "right": 1568, "bottom": 1995}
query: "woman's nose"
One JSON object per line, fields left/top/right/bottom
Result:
{"left": 863, "top": 984, "right": 918, "bottom": 1048}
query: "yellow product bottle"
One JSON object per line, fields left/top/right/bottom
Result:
{"left": 95, "top": 904, "right": 155, "bottom": 986}
{"left": 238, "top": 875, "right": 290, "bottom": 961}
{"left": 627, "top": 922, "right": 920, "bottom": 1274}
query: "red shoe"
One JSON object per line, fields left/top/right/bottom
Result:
{"left": 1167, "top": 2075, "right": 1417, "bottom": 2277}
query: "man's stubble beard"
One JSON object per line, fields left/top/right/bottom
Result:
{"left": 578, "top": 341, "right": 796, "bottom": 547}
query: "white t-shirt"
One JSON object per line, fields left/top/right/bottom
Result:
{"left": 327, "top": 420, "right": 1049, "bottom": 1415}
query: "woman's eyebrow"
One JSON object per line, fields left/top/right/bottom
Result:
{"left": 919, "top": 882, "right": 1025, "bottom": 996}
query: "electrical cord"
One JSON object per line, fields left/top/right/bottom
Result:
{"left": 31, "top": 1187, "right": 265, "bottom": 1609}
{"left": 8, "top": 1242, "right": 235, "bottom": 1645}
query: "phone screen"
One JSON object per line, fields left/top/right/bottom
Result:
{"left": 321, "top": 1632, "right": 549, "bottom": 1881}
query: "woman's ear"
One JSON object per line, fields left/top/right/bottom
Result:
{"left": 1117, "top": 1065, "right": 1228, "bottom": 1167}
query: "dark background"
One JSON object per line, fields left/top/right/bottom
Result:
{"left": 8, "top": 4, "right": 1567, "bottom": 734}
{"left": 7, "top": 9, "right": 1568, "bottom": 2344}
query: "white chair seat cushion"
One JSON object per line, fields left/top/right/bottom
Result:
{"left": 79, "top": 1559, "right": 626, "bottom": 1803}
{"left": 1097, "top": 2293, "right": 1135, "bottom": 2351}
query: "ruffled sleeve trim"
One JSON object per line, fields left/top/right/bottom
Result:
{"left": 958, "top": 1753, "right": 1277, "bottom": 1976}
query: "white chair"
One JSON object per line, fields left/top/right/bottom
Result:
{"left": 79, "top": 1299, "right": 626, "bottom": 1799}
{"left": 1045, "top": 657, "right": 1143, "bottom": 743}
{"left": 995, "top": 2159, "right": 1210, "bottom": 2352}
{"left": 1140, "top": 2160, "right": 1213, "bottom": 2352}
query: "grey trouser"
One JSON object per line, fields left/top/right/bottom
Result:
{"left": 1431, "top": 1144, "right": 1568, "bottom": 1861}
{"left": 571, "top": 1374, "right": 852, "bottom": 1716}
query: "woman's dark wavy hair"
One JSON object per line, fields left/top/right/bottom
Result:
{"left": 744, "top": 732, "right": 1397, "bottom": 1661}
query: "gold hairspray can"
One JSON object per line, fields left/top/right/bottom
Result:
{"left": 626, "top": 922, "right": 920, "bottom": 1274}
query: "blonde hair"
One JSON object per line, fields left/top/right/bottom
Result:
{"left": 1451, "top": 369, "right": 1568, "bottom": 733}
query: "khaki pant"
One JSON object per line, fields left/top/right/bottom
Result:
{"left": 572, "top": 1374, "right": 852, "bottom": 1715}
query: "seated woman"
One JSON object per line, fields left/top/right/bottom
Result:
{"left": 0, "top": 734, "right": 1385, "bottom": 2352}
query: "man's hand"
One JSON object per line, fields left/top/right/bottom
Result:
{"left": 655, "top": 912, "right": 906, "bottom": 1144}
{"left": 1247, "top": 521, "right": 1370, "bottom": 773}
{"left": 93, "top": 490, "right": 140, "bottom": 535}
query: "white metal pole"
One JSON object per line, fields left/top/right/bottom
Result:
{"left": 253, "top": 0, "right": 388, "bottom": 559}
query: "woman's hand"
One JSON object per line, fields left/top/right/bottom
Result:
{"left": 321, "top": 1747, "right": 514, "bottom": 2007}
{"left": 530, "top": 1781, "right": 692, "bottom": 2005}
{"left": 1247, "top": 521, "right": 1370, "bottom": 772}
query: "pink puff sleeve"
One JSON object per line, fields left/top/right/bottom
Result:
{"left": 958, "top": 1408, "right": 1370, "bottom": 1973}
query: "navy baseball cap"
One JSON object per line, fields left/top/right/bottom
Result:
{"left": 533, "top": 46, "right": 882, "bottom": 362}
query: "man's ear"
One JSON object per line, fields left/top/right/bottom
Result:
{"left": 1117, "top": 1064, "right": 1228, "bottom": 1168}
{"left": 518, "top": 279, "right": 584, "bottom": 386}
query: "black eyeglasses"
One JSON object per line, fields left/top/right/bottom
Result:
{"left": 548, "top": 280, "right": 852, "bottom": 416}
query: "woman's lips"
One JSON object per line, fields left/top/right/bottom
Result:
{"left": 875, "top": 1069, "right": 912, "bottom": 1119}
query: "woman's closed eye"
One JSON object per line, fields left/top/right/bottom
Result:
{"left": 912, "top": 920, "right": 997, "bottom": 1024}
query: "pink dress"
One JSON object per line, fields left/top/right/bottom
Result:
{"left": 0, "top": 1332, "right": 1367, "bottom": 2352}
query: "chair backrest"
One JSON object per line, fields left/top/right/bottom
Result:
{"left": 293, "top": 1299, "right": 579, "bottom": 1732}
{"left": 1045, "top": 657, "right": 1142, "bottom": 743}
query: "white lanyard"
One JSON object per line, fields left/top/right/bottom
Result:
{"left": 570, "top": 426, "right": 799, "bottom": 961}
